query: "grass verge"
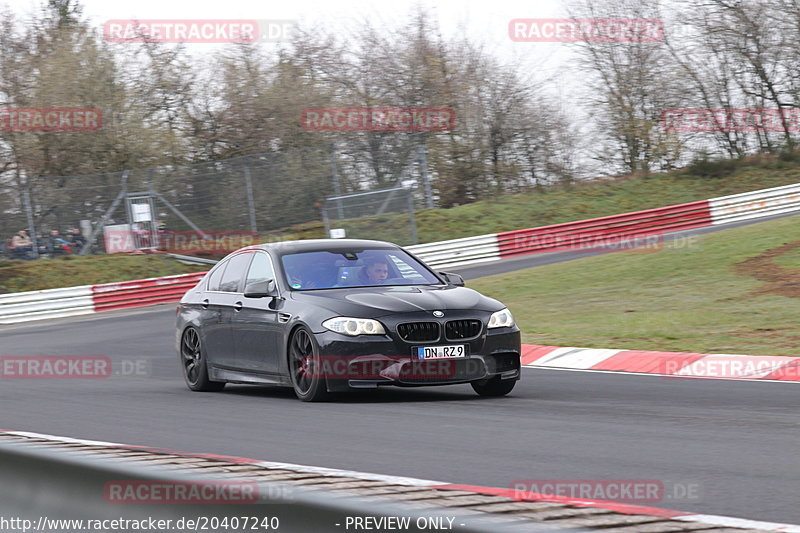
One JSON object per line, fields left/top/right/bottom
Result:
{"left": 469, "top": 214, "right": 800, "bottom": 356}
{"left": 0, "top": 255, "right": 204, "bottom": 294}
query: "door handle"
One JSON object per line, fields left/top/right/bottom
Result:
{"left": 233, "top": 301, "right": 243, "bottom": 312}
{"left": 201, "top": 299, "right": 209, "bottom": 309}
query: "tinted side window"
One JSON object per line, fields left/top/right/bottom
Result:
{"left": 218, "top": 253, "right": 253, "bottom": 293}
{"left": 245, "top": 253, "right": 274, "bottom": 287}
{"left": 206, "top": 262, "right": 227, "bottom": 291}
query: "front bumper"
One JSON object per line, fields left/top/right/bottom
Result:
{"left": 312, "top": 319, "right": 521, "bottom": 392}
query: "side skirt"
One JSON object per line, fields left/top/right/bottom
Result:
{"left": 209, "top": 365, "right": 292, "bottom": 386}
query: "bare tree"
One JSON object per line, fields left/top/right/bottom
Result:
{"left": 567, "top": 0, "right": 685, "bottom": 174}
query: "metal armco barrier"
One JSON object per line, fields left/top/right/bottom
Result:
{"left": 0, "top": 442, "right": 531, "bottom": 533}
{"left": 166, "top": 252, "right": 220, "bottom": 265}
{"left": 0, "top": 285, "right": 95, "bottom": 324}
{"left": 406, "top": 233, "right": 499, "bottom": 269}
{"left": 91, "top": 272, "right": 206, "bottom": 312}
{"left": 2, "top": 181, "right": 800, "bottom": 324}
{"left": 0, "top": 273, "right": 206, "bottom": 324}
{"left": 709, "top": 182, "right": 800, "bottom": 225}
{"left": 496, "top": 200, "right": 712, "bottom": 258}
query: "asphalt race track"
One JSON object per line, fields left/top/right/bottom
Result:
{"left": 1, "top": 216, "right": 799, "bottom": 525}
{"left": 2, "top": 307, "right": 798, "bottom": 523}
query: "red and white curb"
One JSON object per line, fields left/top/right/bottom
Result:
{"left": 2, "top": 430, "right": 798, "bottom": 532}
{"left": 521, "top": 344, "right": 800, "bottom": 382}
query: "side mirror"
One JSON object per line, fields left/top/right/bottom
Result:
{"left": 439, "top": 271, "right": 465, "bottom": 287}
{"left": 244, "top": 279, "right": 277, "bottom": 298}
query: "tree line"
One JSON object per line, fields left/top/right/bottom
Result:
{"left": 0, "top": 0, "right": 798, "bottom": 236}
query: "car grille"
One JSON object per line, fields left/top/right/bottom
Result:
{"left": 445, "top": 319, "right": 482, "bottom": 340}
{"left": 397, "top": 322, "right": 440, "bottom": 342}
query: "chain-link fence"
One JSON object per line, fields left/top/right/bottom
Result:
{"left": 323, "top": 186, "right": 419, "bottom": 246}
{"left": 0, "top": 137, "right": 433, "bottom": 257}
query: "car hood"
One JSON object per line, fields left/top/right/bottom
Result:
{"left": 290, "top": 285, "right": 504, "bottom": 317}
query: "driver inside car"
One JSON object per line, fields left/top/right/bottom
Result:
{"left": 357, "top": 258, "right": 390, "bottom": 285}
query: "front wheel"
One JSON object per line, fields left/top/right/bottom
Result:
{"left": 288, "top": 327, "right": 330, "bottom": 402}
{"left": 471, "top": 376, "right": 516, "bottom": 397}
{"left": 180, "top": 327, "right": 225, "bottom": 392}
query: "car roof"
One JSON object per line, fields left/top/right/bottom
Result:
{"left": 250, "top": 239, "right": 402, "bottom": 255}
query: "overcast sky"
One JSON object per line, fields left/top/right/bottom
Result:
{"left": 1, "top": 0, "right": 591, "bottom": 140}
{"left": 2, "top": 0, "right": 564, "bottom": 43}
{"left": 1, "top": 0, "right": 573, "bottom": 76}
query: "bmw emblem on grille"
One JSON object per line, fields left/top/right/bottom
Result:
{"left": 433, "top": 310, "right": 444, "bottom": 318}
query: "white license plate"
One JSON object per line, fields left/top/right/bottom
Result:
{"left": 416, "top": 345, "right": 467, "bottom": 359}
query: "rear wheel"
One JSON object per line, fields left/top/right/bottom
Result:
{"left": 288, "top": 327, "right": 330, "bottom": 402}
{"left": 180, "top": 327, "right": 225, "bottom": 392}
{"left": 471, "top": 376, "right": 516, "bottom": 397}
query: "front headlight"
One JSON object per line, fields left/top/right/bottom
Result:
{"left": 487, "top": 308, "right": 515, "bottom": 329}
{"left": 322, "top": 317, "right": 386, "bottom": 336}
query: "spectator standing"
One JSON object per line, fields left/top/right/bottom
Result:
{"left": 10, "top": 230, "right": 33, "bottom": 260}
{"left": 68, "top": 227, "right": 87, "bottom": 251}
{"left": 34, "top": 232, "right": 48, "bottom": 256}
{"left": 45, "top": 229, "right": 71, "bottom": 256}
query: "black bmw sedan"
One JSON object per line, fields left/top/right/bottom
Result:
{"left": 176, "top": 239, "right": 521, "bottom": 401}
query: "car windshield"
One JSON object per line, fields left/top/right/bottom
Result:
{"left": 280, "top": 248, "right": 441, "bottom": 290}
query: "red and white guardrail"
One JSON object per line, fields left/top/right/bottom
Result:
{"left": 0, "top": 272, "right": 205, "bottom": 324}
{"left": 409, "top": 181, "right": 800, "bottom": 269}
{"left": 495, "top": 200, "right": 711, "bottom": 258}
{"left": 91, "top": 272, "right": 206, "bottom": 313}
{"left": 1, "top": 181, "right": 799, "bottom": 324}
